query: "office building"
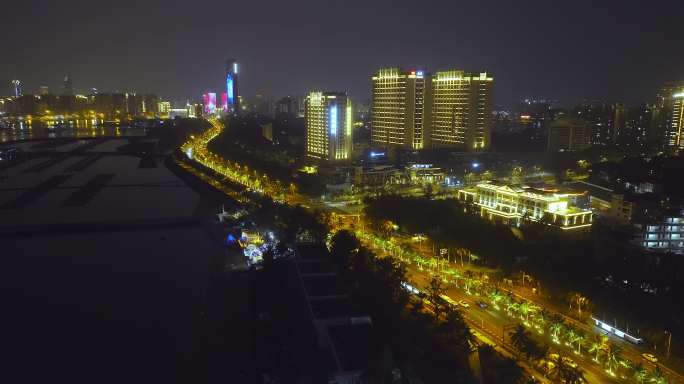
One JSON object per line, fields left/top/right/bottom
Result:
{"left": 10, "top": 80, "right": 22, "bottom": 97}
{"left": 669, "top": 89, "right": 684, "bottom": 148}
{"left": 458, "top": 181, "right": 593, "bottom": 230}
{"left": 305, "top": 91, "right": 352, "bottom": 162}
{"left": 39, "top": 86, "right": 49, "bottom": 96}
{"left": 226, "top": 59, "right": 239, "bottom": 114}
{"left": 547, "top": 117, "right": 591, "bottom": 151}
{"left": 371, "top": 67, "right": 430, "bottom": 149}
{"left": 429, "top": 70, "right": 493, "bottom": 150}
{"left": 63, "top": 75, "right": 73, "bottom": 95}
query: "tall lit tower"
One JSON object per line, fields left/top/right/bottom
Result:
{"left": 371, "top": 67, "right": 430, "bottom": 149}
{"left": 670, "top": 89, "right": 684, "bottom": 148}
{"left": 305, "top": 91, "right": 352, "bottom": 161}
{"left": 10, "top": 80, "right": 22, "bottom": 97}
{"left": 225, "top": 59, "right": 239, "bottom": 114}
{"left": 429, "top": 70, "right": 493, "bottom": 150}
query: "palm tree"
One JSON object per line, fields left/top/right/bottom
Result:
{"left": 648, "top": 367, "right": 667, "bottom": 384}
{"left": 550, "top": 322, "right": 565, "bottom": 344}
{"left": 604, "top": 343, "right": 623, "bottom": 376}
{"left": 632, "top": 362, "right": 648, "bottom": 383}
{"left": 563, "top": 365, "right": 586, "bottom": 384}
{"left": 509, "top": 324, "right": 531, "bottom": 357}
{"left": 565, "top": 327, "right": 578, "bottom": 348}
{"left": 488, "top": 289, "right": 505, "bottom": 310}
{"left": 535, "top": 308, "right": 550, "bottom": 333}
{"left": 588, "top": 335, "right": 605, "bottom": 363}
{"left": 506, "top": 300, "right": 519, "bottom": 317}
{"left": 573, "top": 330, "right": 587, "bottom": 356}
{"left": 519, "top": 301, "right": 533, "bottom": 323}
{"left": 547, "top": 353, "right": 570, "bottom": 382}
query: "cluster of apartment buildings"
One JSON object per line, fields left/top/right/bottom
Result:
{"left": 546, "top": 85, "right": 684, "bottom": 152}
{"left": 304, "top": 67, "right": 494, "bottom": 162}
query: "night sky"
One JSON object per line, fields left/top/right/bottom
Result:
{"left": 2, "top": 0, "right": 683, "bottom": 107}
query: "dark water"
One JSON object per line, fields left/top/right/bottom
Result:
{"left": 0, "top": 119, "right": 147, "bottom": 143}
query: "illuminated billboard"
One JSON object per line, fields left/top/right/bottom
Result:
{"left": 203, "top": 92, "right": 217, "bottom": 115}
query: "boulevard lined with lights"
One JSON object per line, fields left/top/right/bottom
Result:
{"left": 181, "top": 119, "right": 683, "bottom": 384}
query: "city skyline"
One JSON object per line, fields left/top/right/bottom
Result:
{"left": 2, "top": 1, "right": 683, "bottom": 107}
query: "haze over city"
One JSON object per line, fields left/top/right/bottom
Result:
{"left": 2, "top": 0, "right": 684, "bottom": 105}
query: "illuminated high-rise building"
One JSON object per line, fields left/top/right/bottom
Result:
{"left": 202, "top": 93, "right": 217, "bottom": 115}
{"left": 10, "top": 80, "right": 22, "bottom": 97}
{"left": 220, "top": 92, "right": 228, "bottom": 111}
{"left": 305, "top": 91, "right": 352, "bottom": 161}
{"left": 157, "top": 101, "right": 171, "bottom": 118}
{"left": 670, "top": 89, "right": 684, "bottom": 148}
{"left": 429, "top": 70, "right": 493, "bottom": 150}
{"left": 371, "top": 68, "right": 430, "bottom": 149}
{"left": 225, "top": 59, "right": 239, "bottom": 114}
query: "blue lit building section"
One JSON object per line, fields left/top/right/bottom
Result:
{"left": 226, "top": 73, "right": 234, "bottom": 106}
{"left": 330, "top": 104, "right": 337, "bottom": 136}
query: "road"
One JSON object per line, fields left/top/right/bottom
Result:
{"left": 181, "top": 118, "right": 682, "bottom": 384}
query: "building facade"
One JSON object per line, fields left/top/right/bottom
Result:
{"left": 305, "top": 91, "right": 352, "bottom": 162}
{"left": 226, "top": 59, "right": 239, "bottom": 114}
{"left": 458, "top": 181, "right": 593, "bottom": 230}
{"left": 637, "top": 211, "right": 684, "bottom": 254}
{"left": 547, "top": 117, "right": 592, "bottom": 151}
{"left": 429, "top": 70, "right": 493, "bottom": 150}
{"left": 10, "top": 80, "right": 22, "bottom": 97}
{"left": 371, "top": 68, "right": 429, "bottom": 149}
{"left": 669, "top": 89, "right": 684, "bottom": 149}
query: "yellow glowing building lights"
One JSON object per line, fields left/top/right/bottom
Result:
{"left": 672, "top": 90, "right": 684, "bottom": 148}
{"left": 430, "top": 70, "right": 493, "bottom": 150}
{"left": 371, "top": 67, "right": 428, "bottom": 149}
{"left": 305, "top": 91, "right": 352, "bottom": 161}
{"left": 457, "top": 181, "right": 593, "bottom": 230}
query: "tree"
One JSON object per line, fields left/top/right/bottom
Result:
{"left": 437, "top": 307, "right": 473, "bottom": 353}
{"left": 648, "top": 367, "right": 667, "bottom": 384}
{"left": 478, "top": 345, "right": 525, "bottom": 384}
{"left": 330, "top": 230, "right": 360, "bottom": 272}
{"left": 604, "top": 343, "right": 623, "bottom": 376}
{"left": 509, "top": 325, "right": 534, "bottom": 359}
{"left": 547, "top": 353, "right": 571, "bottom": 382}
{"left": 573, "top": 330, "right": 587, "bottom": 356}
{"left": 563, "top": 365, "right": 586, "bottom": 384}
{"left": 425, "top": 277, "right": 448, "bottom": 319}
{"left": 565, "top": 327, "right": 578, "bottom": 349}
{"left": 588, "top": 335, "right": 606, "bottom": 362}
{"left": 549, "top": 322, "right": 565, "bottom": 344}
{"left": 519, "top": 301, "right": 534, "bottom": 323}
{"left": 632, "top": 362, "right": 648, "bottom": 383}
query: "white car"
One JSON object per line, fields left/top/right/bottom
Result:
{"left": 642, "top": 353, "right": 658, "bottom": 363}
